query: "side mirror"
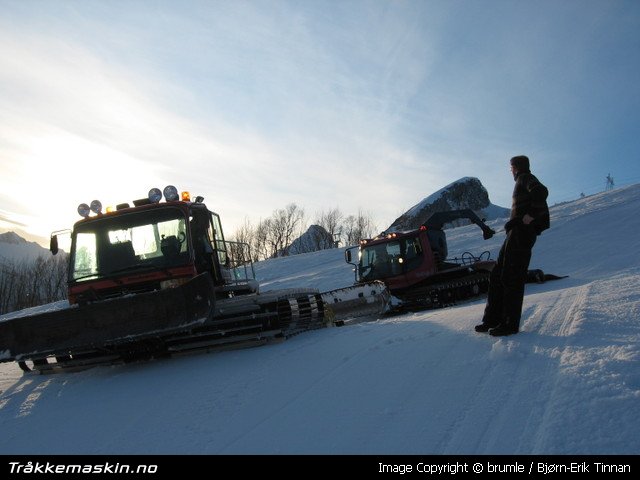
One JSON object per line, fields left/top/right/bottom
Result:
{"left": 50, "top": 234, "right": 59, "bottom": 255}
{"left": 345, "top": 246, "right": 359, "bottom": 265}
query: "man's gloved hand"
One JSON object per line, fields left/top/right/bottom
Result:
{"left": 504, "top": 217, "right": 522, "bottom": 232}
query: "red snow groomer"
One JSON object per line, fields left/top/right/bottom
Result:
{"left": 0, "top": 186, "right": 326, "bottom": 372}
{"left": 345, "top": 209, "right": 497, "bottom": 311}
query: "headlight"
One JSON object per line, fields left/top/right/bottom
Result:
{"left": 90, "top": 200, "right": 102, "bottom": 214}
{"left": 163, "top": 185, "right": 179, "bottom": 202}
{"left": 77, "top": 203, "right": 90, "bottom": 218}
{"left": 148, "top": 187, "right": 162, "bottom": 203}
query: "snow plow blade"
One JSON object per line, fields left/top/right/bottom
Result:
{"left": 321, "top": 281, "right": 390, "bottom": 325}
{"left": 0, "top": 274, "right": 327, "bottom": 372}
{"left": 0, "top": 273, "right": 216, "bottom": 367}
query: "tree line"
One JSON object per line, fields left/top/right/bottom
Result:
{"left": 230, "top": 203, "right": 378, "bottom": 262}
{"left": 0, "top": 254, "right": 68, "bottom": 315}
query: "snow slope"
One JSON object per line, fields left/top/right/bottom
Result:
{"left": 0, "top": 185, "right": 639, "bottom": 454}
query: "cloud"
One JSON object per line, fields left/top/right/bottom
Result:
{"left": 0, "top": 210, "right": 28, "bottom": 228}
{"left": 0, "top": 22, "right": 302, "bottom": 228}
{"left": 0, "top": 2, "right": 449, "bottom": 233}
{"left": 0, "top": 0, "right": 638, "bottom": 239}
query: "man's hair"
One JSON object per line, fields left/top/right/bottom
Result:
{"left": 510, "top": 155, "right": 530, "bottom": 171}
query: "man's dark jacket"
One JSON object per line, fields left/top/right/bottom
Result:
{"left": 508, "top": 171, "right": 550, "bottom": 235}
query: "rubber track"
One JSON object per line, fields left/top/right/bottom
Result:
{"left": 18, "top": 292, "right": 326, "bottom": 374}
{"left": 392, "top": 271, "right": 491, "bottom": 312}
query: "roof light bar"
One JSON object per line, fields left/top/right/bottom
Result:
{"left": 77, "top": 185, "right": 194, "bottom": 218}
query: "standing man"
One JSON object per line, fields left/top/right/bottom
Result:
{"left": 475, "top": 155, "right": 549, "bottom": 336}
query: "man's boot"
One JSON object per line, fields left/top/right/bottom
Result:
{"left": 475, "top": 323, "right": 495, "bottom": 333}
{"left": 489, "top": 323, "right": 519, "bottom": 336}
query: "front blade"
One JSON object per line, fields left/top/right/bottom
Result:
{"left": 0, "top": 273, "right": 215, "bottom": 362}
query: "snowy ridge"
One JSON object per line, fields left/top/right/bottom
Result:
{"left": 0, "top": 232, "right": 50, "bottom": 265}
{"left": 0, "top": 185, "right": 639, "bottom": 454}
{"left": 404, "top": 176, "right": 478, "bottom": 217}
{"left": 0, "top": 232, "right": 27, "bottom": 245}
{"left": 388, "top": 177, "right": 510, "bottom": 232}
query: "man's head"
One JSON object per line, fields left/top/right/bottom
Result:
{"left": 510, "top": 155, "right": 530, "bottom": 178}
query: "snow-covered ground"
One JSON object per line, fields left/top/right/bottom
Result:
{"left": 0, "top": 185, "right": 639, "bottom": 454}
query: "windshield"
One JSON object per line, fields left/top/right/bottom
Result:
{"left": 359, "top": 236, "right": 422, "bottom": 281}
{"left": 70, "top": 207, "right": 189, "bottom": 282}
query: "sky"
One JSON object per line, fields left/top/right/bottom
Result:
{"left": 1, "top": 0, "right": 639, "bottom": 245}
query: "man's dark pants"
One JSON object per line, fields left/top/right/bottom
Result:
{"left": 482, "top": 225, "right": 537, "bottom": 330}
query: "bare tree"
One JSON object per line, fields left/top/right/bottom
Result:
{"left": 46, "top": 254, "right": 68, "bottom": 301}
{"left": 229, "top": 203, "right": 307, "bottom": 260}
{"left": 0, "top": 254, "right": 68, "bottom": 315}
{"left": 357, "top": 209, "right": 377, "bottom": 241}
{"left": 254, "top": 218, "right": 271, "bottom": 261}
{"left": 230, "top": 203, "right": 380, "bottom": 259}
{"left": 315, "top": 207, "right": 343, "bottom": 248}
{"left": 343, "top": 209, "right": 377, "bottom": 246}
{"left": 343, "top": 215, "right": 358, "bottom": 246}
{"left": 231, "top": 218, "right": 254, "bottom": 247}
{"left": 0, "top": 263, "right": 17, "bottom": 313}
{"left": 231, "top": 218, "right": 260, "bottom": 262}
{"left": 284, "top": 203, "right": 306, "bottom": 254}
{"left": 268, "top": 203, "right": 305, "bottom": 257}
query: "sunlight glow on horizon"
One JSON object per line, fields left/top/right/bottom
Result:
{"left": 1, "top": 1, "right": 639, "bottom": 246}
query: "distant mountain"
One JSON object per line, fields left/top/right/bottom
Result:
{"left": 388, "top": 177, "right": 510, "bottom": 232}
{"left": 0, "top": 231, "right": 52, "bottom": 265}
{"left": 285, "top": 225, "right": 336, "bottom": 256}
{"left": 0, "top": 227, "right": 48, "bottom": 247}
{"left": 0, "top": 231, "right": 26, "bottom": 245}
